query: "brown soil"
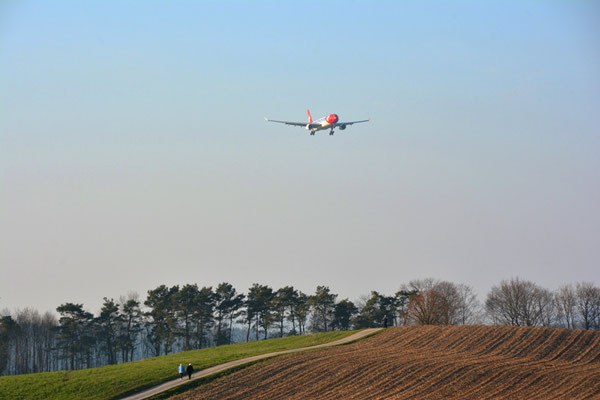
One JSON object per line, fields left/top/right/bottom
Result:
{"left": 172, "top": 325, "right": 600, "bottom": 400}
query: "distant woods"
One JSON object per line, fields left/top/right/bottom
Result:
{"left": 1, "top": 278, "right": 600, "bottom": 376}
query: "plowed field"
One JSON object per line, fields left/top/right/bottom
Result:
{"left": 172, "top": 325, "right": 600, "bottom": 400}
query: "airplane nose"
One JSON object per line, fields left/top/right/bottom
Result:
{"left": 326, "top": 114, "right": 339, "bottom": 124}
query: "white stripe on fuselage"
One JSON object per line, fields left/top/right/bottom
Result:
{"left": 306, "top": 123, "right": 333, "bottom": 131}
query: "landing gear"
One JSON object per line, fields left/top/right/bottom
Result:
{"left": 329, "top": 129, "right": 334, "bottom": 135}
{"left": 310, "top": 131, "right": 315, "bottom": 136}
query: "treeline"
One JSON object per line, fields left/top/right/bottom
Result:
{"left": 1, "top": 278, "right": 599, "bottom": 376}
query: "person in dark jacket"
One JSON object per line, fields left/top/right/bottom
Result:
{"left": 383, "top": 314, "right": 388, "bottom": 328}
{"left": 186, "top": 363, "right": 194, "bottom": 380}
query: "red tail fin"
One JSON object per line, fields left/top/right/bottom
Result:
{"left": 307, "top": 109, "right": 313, "bottom": 123}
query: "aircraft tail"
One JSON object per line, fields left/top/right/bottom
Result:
{"left": 307, "top": 109, "right": 313, "bottom": 123}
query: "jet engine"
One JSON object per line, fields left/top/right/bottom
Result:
{"left": 339, "top": 125, "right": 346, "bottom": 130}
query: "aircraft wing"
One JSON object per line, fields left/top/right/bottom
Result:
{"left": 336, "top": 119, "right": 370, "bottom": 126}
{"left": 264, "top": 117, "right": 306, "bottom": 127}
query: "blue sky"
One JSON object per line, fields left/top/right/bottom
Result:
{"left": 1, "top": 1, "right": 599, "bottom": 313}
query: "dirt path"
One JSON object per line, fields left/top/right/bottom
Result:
{"left": 119, "top": 328, "right": 381, "bottom": 400}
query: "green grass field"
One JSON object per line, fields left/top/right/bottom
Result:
{"left": 0, "top": 330, "right": 358, "bottom": 400}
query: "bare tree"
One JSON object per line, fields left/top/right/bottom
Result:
{"left": 455, "top": 284, "right": 482, "bottom": 325}
{"left": 575, "top": 282, "right": 600, "bottom": 330}
{"left": 485, "top": 278, "right": 553, "bottom": 327}
{"left": 535, "top": 287, "right": 556, "bottom": 327}
{"left": 433, "top": 281, "right": 462, "bottom": 324}
{"left": 402, "top": 278, "right": 439, "bottom": 293}
{"left": 401, "top": 279, "right": 479, "bottom": 325}
{"left": 404, "top": 289, "right": 448, "bottom": 325}
{"left": 555, "top": 284, "right": 577, "bottom": 329}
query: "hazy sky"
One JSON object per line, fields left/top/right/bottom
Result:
{"left": 1, "top": 1, "right": 599, "bottom": 314}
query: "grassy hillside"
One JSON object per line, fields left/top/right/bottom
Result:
{"left": 0, "top": 330, "right": 357, "bottom": 400}
{"left": 173, "top": 325, "right": 600, "bottom": 400}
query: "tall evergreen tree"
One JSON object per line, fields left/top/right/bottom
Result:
{"left": 56, "top": 303, "right": 94, "bottom": 370}
{"left": 253, "top": 284, "right": 274, "bottom": 339}
{"left": 244, "top": 284, "right": 261, "bottom": 342}
{"left": 174, "top": 284, "right": 200, "bottom": 350}
{"left": 394, "top": 289, "right": 417, "bottom": 326}
{"left": 227, "top": 289, "right": 245, "bottom": 345}
{"left": 273, "top": 286, "right": 296, "bottom": 337}
{"left": 0, "top": 316, "right": 18, "bottom": 375}
{"left": 193, "top": 286, "right": 215, "bottom": 349}
{"left": 96, "top": 298, "right": 120, "bottom": 365}
{"left": 294, "top": 291, "right": 310, "bottom": 335}
{"left": 118, "top": 296, "right": 142, "bottom": 362}
{"left": 309, "top": 286, "right": 337, "bottom": 332}
{"left": 284, "top": 287, "right": 300, "bottom": 335}
{"left": 354, "top": 291, "right": 398, "bottom": 328}
{"left": 332, "top": 299, "right": 358, "bottom": 330}
{"left": 144, "top": 285, "right": 179, "bottom": 356}
{"left": 214, "top": 283, "right": 244, "bottom": 345}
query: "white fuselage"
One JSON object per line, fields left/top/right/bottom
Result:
{"left": 306, "top": 114, "right": 339, "bottom": 132}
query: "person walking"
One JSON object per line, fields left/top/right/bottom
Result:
{"left": 186, "top": 363, "right": 194, "bottom": 380}
{"left": 383, "top": 314, "right": 388, "bottom": 328}
{"left": 178, "top": 363, "right": 185, "bottom": 379}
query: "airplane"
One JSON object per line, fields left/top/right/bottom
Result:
{"left": 265, "top": 110, "right": 370, "bottom": 135}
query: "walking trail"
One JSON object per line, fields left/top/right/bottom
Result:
{"left": 120, "top": 328, "right": 381, "bottom": 400}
